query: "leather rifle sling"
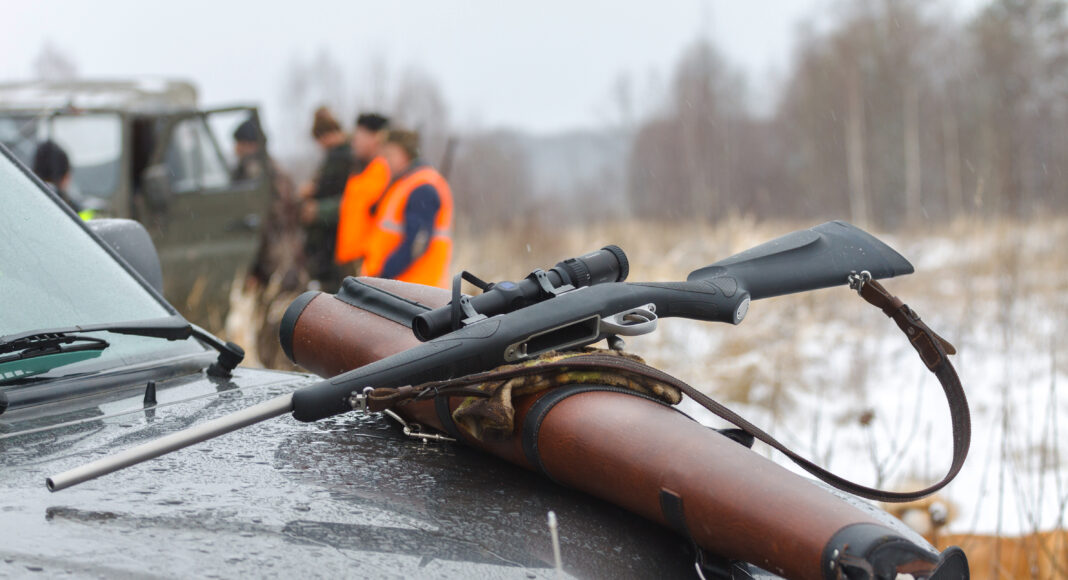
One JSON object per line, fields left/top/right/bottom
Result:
{"left": 638, "top": 277, "right": 970, "bottom": 503}
{"left": 370, "top": 278, "right": 970, "bottom": 503}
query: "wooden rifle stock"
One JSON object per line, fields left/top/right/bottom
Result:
{"left": 282, "top": 278, "right": 957, "bottom": 580}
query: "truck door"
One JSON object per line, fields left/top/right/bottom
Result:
{"left": 147, "top": 107, "right": 271, "bottom": 329}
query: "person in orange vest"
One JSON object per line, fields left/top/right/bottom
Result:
{"left": 334, "top": 113, "right": 391, "bottom": 267}
{"left": 362, "top": 129, "right": 453, "bottom": 288}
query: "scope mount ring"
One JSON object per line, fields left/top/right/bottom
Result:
{"left": 530, "top": 269, "right": 575, "bottom": 297}
{"left": 459, "top": 295, "right": 487, "bottom": 326}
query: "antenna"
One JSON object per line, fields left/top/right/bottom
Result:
{"left": 547, "top": 511, "right": 563, "bottom": 575}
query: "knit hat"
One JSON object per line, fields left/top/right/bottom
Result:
{"left": 33, "top": 140, "right": 70, "bottom": 183}
{"left": 311, "top": 106, "right": 341, "bottom": 139}
{"left": 233, "top": 118, "right": 263, "bottom": 143}
{"left": 356, "top": 113, "right": 390, "bottom": 132}
{"left": 385, "top": 129, "right": 420, "bottom": 160}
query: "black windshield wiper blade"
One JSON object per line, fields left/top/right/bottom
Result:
{"left": 0, "top": 317, "right": 191, "bottom": 375}
{"left": 1, "top": 318, "right": 245, "bottom": 390}
{"left": 0, "top": 316, "right": 193, "bottom": 353}
{"left": 0, "top": 316, "right": 245, "bottom": 387}
{"left": 0, "top": 333, "right": 110, "bottom": 365}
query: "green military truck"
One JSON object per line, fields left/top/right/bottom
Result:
{"left": 0, "top": 79, "right": 272, "bottom": 330}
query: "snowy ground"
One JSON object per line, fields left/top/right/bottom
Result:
{"left": 458, "top": 217, "right": 1068, "bottom": 537}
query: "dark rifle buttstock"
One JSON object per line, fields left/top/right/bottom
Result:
{"left": 687, "top": 220, "right": 914, "bottom": 300}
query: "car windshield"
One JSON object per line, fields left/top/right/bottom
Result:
{"left": 0, "top": 148, "right": 203, "bottom": 381}
{"left": 0, "top": 112, "right": 122, "bottom": 198}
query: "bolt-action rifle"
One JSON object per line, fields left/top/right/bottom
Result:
{"left": 48, "top": 221, "right": 971, "bottom": 579}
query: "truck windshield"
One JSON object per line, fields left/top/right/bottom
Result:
{"left": 0, "top": 112, "right": 122, "bottom": 199}
{"left": 0, "top": 148, "right": 203, "bottom": 381}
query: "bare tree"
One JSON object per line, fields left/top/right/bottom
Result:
{"left": 626, "top": 39, "right": 746, "bottom": 221}
{"left": 360, "top": 54, "right": 393, "bottom": 112}
{"left": 33, "top": 41, "right": 78, "bottom": 81}
{"left": 276, "top": 48, "right": 352, "bottom": 178}
{"left": 391, "top": 66, "right": 451, "bottom": 168}
{"left": 777, "top": 0, "right": 941, "bottom": 227}
{"left": 968, "top": 0, "right": 1068, "bottom": 217}
{"left": 845, "top": 57, "right": 870, "bottom": 226}
{"left": 600, "top": 71, "right": 636, "bottom": 131}
{"left": 449, "top": 131, "right": 533, "bottom": 233}
{"left": 904, "top": 83, "right": 923, "bottom": 222}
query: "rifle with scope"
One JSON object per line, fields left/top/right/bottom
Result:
{"left": 47, "top": 221, "right": 971, "bottom": 580}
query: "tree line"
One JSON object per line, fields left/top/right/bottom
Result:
{"left": 252, "top": 0, "right": 1068, "bottom": 233}
{"left": 628, "top": 0, "right": 1068, "bottom": 228}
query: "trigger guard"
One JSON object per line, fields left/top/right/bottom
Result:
{"left": 599, "top": 304, "right": 658, "bottom": 337}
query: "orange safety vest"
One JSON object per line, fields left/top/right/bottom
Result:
{"left": 361, "top": 165, "right": 453, "bottom": 288}
{"left": 334, "top": 156, "right": 391, "bottom": 264}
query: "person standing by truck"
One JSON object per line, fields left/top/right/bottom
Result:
{"left": 334, "top": 112, "right": 391, "bottom": 270}
{"left": 228, "top": 117, "right": 305, "bottom": 369}
{"left": 299, "top": 107, "right": 354, "bottom": 293}
{"left": 361, "top": 128, "right": 453, "bottom": 288}
{"left": 235, "top": 117, "right": 304, "bottom": 293}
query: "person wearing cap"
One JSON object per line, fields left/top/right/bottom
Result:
{"left": 231, "top": 118, "right": 268, "bottom": 183}
{"left": 361, "top": 128, "right": 453, "bottom": 288}
{"left": 232, "top": 116, "right": 304, "bottom": 292}
{"left": 32, "top": 140, "right": 93, "bottom": 219}
{"left": 334, "top": 113, "right": 391, "bottom": 268}
{"left": 299, "top": 107, "right": 354, "bottom": 292}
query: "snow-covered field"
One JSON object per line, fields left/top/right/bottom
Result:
{"left": 458, "top": 217, "right": 1068, "bottom": 538}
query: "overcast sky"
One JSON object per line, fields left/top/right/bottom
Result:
{"left": 2, "top": 0, "right": 984, "bottom": 139}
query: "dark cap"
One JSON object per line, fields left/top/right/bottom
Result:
{"left": 233, "top": 118, "right": 264, "bottom": 143}
{"left": 356, "top": 113, "right": 390, "bottom": 132}
{"left": 32, "top": 140, "right": 70, "bottom": 183}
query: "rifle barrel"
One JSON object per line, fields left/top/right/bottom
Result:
{"left": 47, "top": 394, "right": 294, "bottom": 491}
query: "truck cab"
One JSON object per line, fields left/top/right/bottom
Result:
{"left": 0, "top": 79, "right": 272, "bottom": 330}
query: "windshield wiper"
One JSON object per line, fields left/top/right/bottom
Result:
{"left": 0, "top": 316, "right": 193, "bottom": 351}
{"left": 0, "top": 333, "right": 110, "bottom": 365}
{"left": 0, "top": 317, "right": 191, "bottom": 384}
{"left": 0, "top": 316, "right": 244, "bottom": 380}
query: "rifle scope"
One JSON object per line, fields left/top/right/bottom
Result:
{"left": 412, "top": 245, "right": 629, "bottom": 341}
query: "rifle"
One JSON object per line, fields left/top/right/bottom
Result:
{"left": 47, "top": 221, "right": 970, "bottom": 579}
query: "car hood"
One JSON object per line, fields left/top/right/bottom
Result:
{"left": 0, "top": 367, "right": 705, "bottom": 579}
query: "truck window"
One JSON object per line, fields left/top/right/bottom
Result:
{"left": 204, "top": 109, "right": 265, "bottom": 186}
{"left": 165, "top": 117, "right": 230, "bottom": 193}
{"left": 50, "top": 114, "right": 122, "bottom": 199}
{"left": 0, "top": 113, "right": 122, "bottom": 200}
{"left": 0, "top": 115, "right": 39, "bottom": 165}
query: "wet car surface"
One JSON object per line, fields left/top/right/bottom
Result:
{"left": 1, "top": 368, "right": 704, "bottom": 578}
